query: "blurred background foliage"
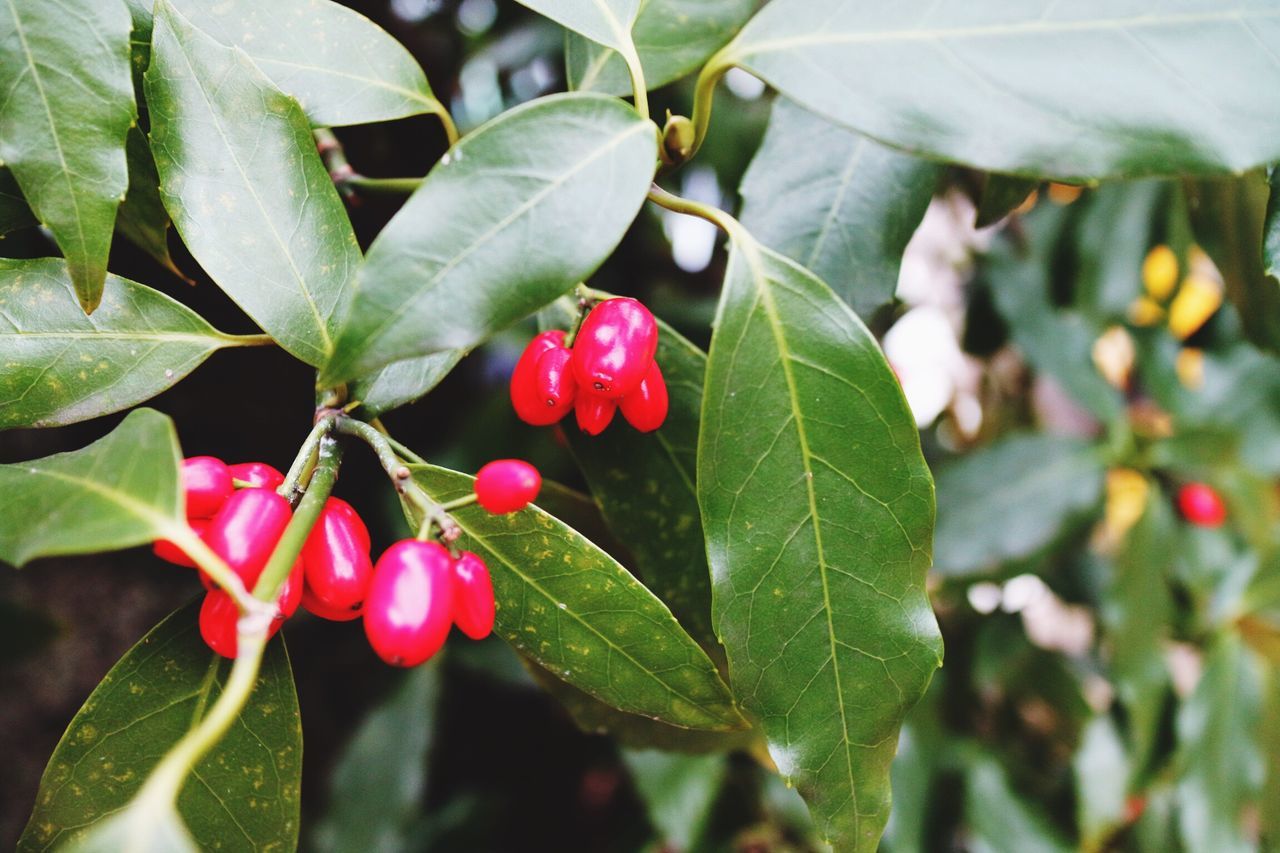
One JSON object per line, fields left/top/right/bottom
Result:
{"left": 3, "top": 1, "right": 1280, "bottom": 850}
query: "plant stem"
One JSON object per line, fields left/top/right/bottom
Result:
{"left": 344, "top": 175, "right": 424, "bottom": 195}
{"left": 433, "top": 106, "right": 461, "bottom": 147}
{"left": 254, "top": 434, "right": 342, "bottom": 604}
{"left": 688, "top": 48, "right": 734, "bottom": 164}
{"left": 372, "top": 419, "right": 428, "bottom": 464}
{"left": 620, "top": 45, "right": 650, "bottom": 122}
{"left": 279, "top": 416, "right": 334, "bottom": 504}
{"left": 439, "top": 494, "right": 478, "bottom": 512}
{"left": 218, "top": 333, "right": 278, "bottom": 348}
{"left": 646, "top": 183, "right": 743, "bottom": 240}
{"left": 165, "top": 524, "right": 265, "bottom": 617}
{"left": 315, "top": 127, "right": 431, "bottom": 199}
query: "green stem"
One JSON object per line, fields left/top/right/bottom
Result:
{"left": 434, "top": 105, "right": 460, "bottom": 147}
{"left": 647, "top": 183, "right": 742, "bottom": 239}
{"left": 279, "top": 417, "right": 334, "bottom": 503}
{"left": 344, "top": 175, "right": 424, "bottom": 195}
{"left": 218, "top": 333, "right": 278, "bottom": 348}
{"left": 688, "top": 48, "right": 735, "bottom": 163}
{"left": 254, "top": 435, "right": 342, "bottom": 603}
{"left": 164, "top": 524, "right": 266, "bottom": 617}
{"left": 372, "top": 419, "right": 428, "bottom": 465}
{"left": 439, "top": 494, "right": 477, "bottom": 512}
{"left": 620, "top": 45, "right": 650, "bottom": 122}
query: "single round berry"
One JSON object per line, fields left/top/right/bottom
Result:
{"left": 200, "top": 487, "right": 293, "bottom": 588}
{"left": 182, "top": 456, "right": 233, "bottom": 519}
{"left": 1178, "top": 482, "right": 1226, "bottom": 527}
{"left": 474, "top": 459, "right": 542, "bottom": 514}
{"left": 619, "top": 361, "right": 669, "bottom": 433}
{"left": 363, "top": 540, "right": 455, "bottom": 667}
{"left": 302, "top": 586, "right": 364, "bottom": 621}
{"left": 570, "top": 298, "right": 658, "bottom": 398}
{"left": 228, "top": 461, "right": 285, "bottom": 490}
{"left": 532, "top": 345, "right": 578, "bottom": 421}
{"left": 153, "top": 518, "right": 211, "bottom": 568}
{"left": 301, "top": 497, "right": 374, "bottom": 612}
{"left": 452, "top": 551, "right": 495, "bottom": 640}
{"left": 575, "top": 392, "right": 616, "bottom": 436}
{"left": 511, "top": 330, "right": 569, "bottom": 426}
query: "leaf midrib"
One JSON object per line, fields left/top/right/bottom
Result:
{"left": 732, "top": 8, "right": 1280, "bottom": 60}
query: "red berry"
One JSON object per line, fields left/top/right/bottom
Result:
{"left": 182, "top": 456, "right": 233, "bottom": 519}
{"left": 570, "top": 298, "right": 658, "bottom": 398}
{"left": 200, "top": 487, "right": 293, "bottom": 588}
{"left": 303, "top": 586, "right": 363, "bottom": 621}
{"left": 199, "top": 564, "right": 299, "bottom": 659}
{"left": 363, "top": 540, "right": 455, "bottom": 667}
{"left": 452, "top": 551, "right": 495, "bottom": 640}
{"left": 1178, "top": 482, "right": 1226, "bottom": 527}
{"left": 228, "top": 461, "right": 285, "bottom": 490}
{"left": 532, "top": 345, "right": 578, "bottom": 422}
{"left": 301, "top": 497, "right": 374, "bottom": 612}
{"left": 511, "top": 330, "right": 569, "bottom": 426}
{"left": 619, "top": 361, "right": 669, "bottom": 433}
{"left": 575, "top": 392, "right": 616, "bottom": 435}
{"left": 153, "top": 518, "right": 210, "bottom": 568}
{"left": 474, "top": 459, "right": 541, "bottom": 514}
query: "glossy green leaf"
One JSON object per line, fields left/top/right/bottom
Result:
{"left": 964, "top": 755, "right": 1071, "bottom": 853}
{"left": 312, "top": 664, "right": 439, "bottom": 853}
{"left": 404, "top": 464, "right": 744, "bottom": 732}
{"left": 975, "top": 174, "right": 1037, "bottom": 229}
{"left": 699, "top": 233, "right": 941, "bottom": 848}
{"left": 0, "top": 169, "right": 36, "bottom": 237}
{"left": 19, "top": 601, "right": 301, "bottom": 852}
{"left": 932, "top": 434, "right": 1105, "bottom": 577}
{"left": 623, "top": 750, "right": 726, "bottom": 850}
{"left": 117, "top": 126, "right": 183, "bottom": 278}
{"left": 986, "top": 208, "right": 1126, "bottom": 423}
{"left": 1074, "top": 715, "right": 1130, "bottom": 849}
{"left": 0, "top": 258, "right": 236, "bottom": 429}
{"left": 0, "top": 408, "right": 181, "bottom": 567}
{"left": 0, "top": 0, "right": 136, "bottom": 312}
{"left": 1176, "top": 635, "right": 1266, "bottom": 853}
{"left": 739, "top": 98, "right": 941, "bottom": 317}
{"left": 515, "top": 0, "right": 641, "bottom": 57}
{"left": 719, "top": 1, "right": 1280, "bottom": 181}
{"left": 321, "top": 94, "right": 657, "bottom": 384}
{"left": 352, "top": 351, "right": 465, "bottom": 419}
{"left": 566, "top": 0, "right": 754, "bottom": 95}
{"left": 146, "top": 0, "right": 361, "bottom": 367}
{"left": 559, "top": 308, "right": 717, "bottom": 651}
{"left": 1104, "top": 488, "right": 1175, "bottom": 781}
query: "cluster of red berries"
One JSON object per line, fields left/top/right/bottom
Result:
{"left": 1177, "top": 482, "right": 1226, "bottom": 528}
{"left": 154, "top": 456, "right": 542, "bottom": 666}
{"left": 511, "top": 297, "right": 668, "bottom": 435}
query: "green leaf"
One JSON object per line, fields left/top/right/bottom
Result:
{"left": 515, "top": 0, "right": 641, "bottom": 57}
{"left": 932, "top": 434, "right": 1105, "bottom": 577}
{"left": 145, "top": 0, "right": 361, "bottom": 367}
{"left": 0, "top": 0, "right": 136, "bottom": 311}
{"left": 975, "top": 174, "right": 1038, "bottom": 229}
{"left": 719, "top": 2, "right": 1280, "bottom": 181}
{"left": 404, "top": 464, "right": 744, "bottom": 732}
{"left": 557, "top": 307, "right": 717, "bottom": 651}
{"left": 19, "top": 601, "right": 301, "bottom": 852}
{"left": 964, "top": 755, "right": 1071, "bottom": 853}
{"left": 312, "top": 664, "right": 440, "bottom": 853}
{"left": 698, "top": 232, "right": 941, "bottom": 848}
{"left": 1074, "top": 715, "right": 1130, "bottom": 849}
{"left": 1072, "top": 181, "right": 1167, "bottom": 319}
{"left": 321, "top": 94, "right": 657, "bottom": 384}
{"left": 0, "top": 258, "right": 235, "bottom": 429}
{"left": 566, "top": 0, "right": 755, "bottom": 95}
{"left": 985, "top": 208, "right": 1126, "bottom": 423}
{"left": 739, "top": 98, "right": 941, "bottom": 318}
{"left": 351, "top": 350, "right": 465, "bottom": 419}
{"left": 0, "top": 408, "right": 181, "bottom": 567}
{"left": 0, "top": 168, "right": 37, "bottom": 237}
{"left": 61, "top": 800, "right": 197, "bottom": 853}
{"left": 117, "top": 126, "right": 183, "bottom": 278}
{"left": 1176, "top": 635, "right": 1266, "bottom": 853}
{"left": 1103, "top": 487, "right": 1175, "bottom": 781}
{"left": 622, "top": 750, "right": 726, "bottom": 850}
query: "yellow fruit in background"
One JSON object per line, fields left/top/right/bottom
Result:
{"left": 1142, "top": 245, "right": 1178, "bottom": 301}
{"left": 1048, "top": 182, "right": 1083, "bottom": 205}
{"left": 1128, "top": 297, "right": 1164, "bottom": 327}
{"left": 1092, "top": 326, "right": 1135, "bottom": 390}
{"left": 1168, "top": 274, "right": 1223, "bottom": 340}
{"left": 1105, "top": 468, "right": 1150, "bottom": 543}
{"left": 1176, "top": 348, "right": 1205, "bottom": 390}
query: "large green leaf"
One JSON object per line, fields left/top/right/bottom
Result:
{"left": 117, "top": 126, "right": 183, "bottom": 278}
{"left": 0, "top": 0, "right": 136, "bottom": 312}
{"left": 0, "top": 168, "right": 36, "bottom": 237}
{"left": 717, "top": 1, "right": 1280, "bottom": 181}
{"left": 698, "top": 231, "right": 941, "bottom": 848}
{"left": 739, "top": 98, "right": 941, "bottom": 317}
{"left": 623, "top": 750, "right": 726, "bottom": 850}
{"left": 405, "top": 464, "right": 744, "bottom": 732}
{"left": 964, "top": 755, "right": 1072, "bottom": 853}
{"left": 0, "top": 408, "right": 182, "bottom": 567}
{"left": 312, "top": 664, "right": 439, "bottom": 853}
{"left": 559, "top": 310, "right": 717, "bottom": 651}
{"left": 146, "top": 0, "right": 361, "bottom": 367}
{"left": 932, "top": 434, "right": 1105, "bottom": 577}
{"left": 351, "top": 350, "right": 465, "bottom": 419}
{"left": 1176, "top": 635, "right": 1266, "bottom": 853}
{"left": 515, "top": 0, "right": 641, "bottom": 57}
{"left": 566, "top": 0, "right": 754, "bottom": 95}
{"left": 321, "top": 94, "right": 656, "bottom": 384}
{"left": 0, "top": 258, "right": 234, "bottom": 429}
{"left": 19, "top": 601, "right": 302, "bottom": 852}
{"left": 1103, "top": 488, "right": 1175, "bottom": 782}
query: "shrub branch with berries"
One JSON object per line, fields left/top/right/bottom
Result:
{"left": 3, "top": 0, "right": 1280, "bottom": 850}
